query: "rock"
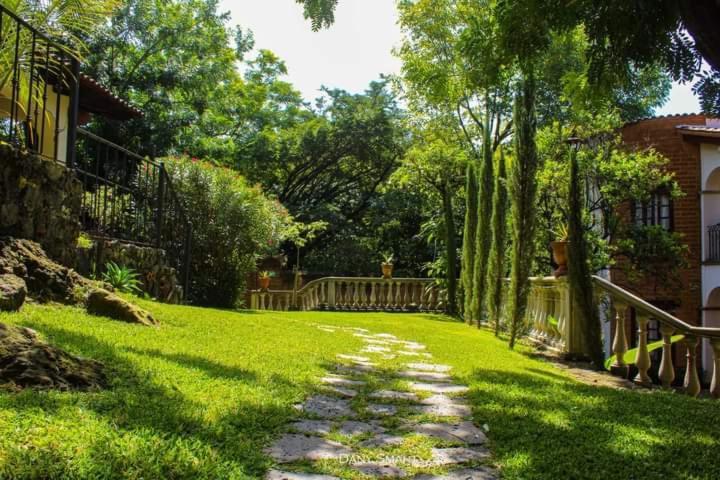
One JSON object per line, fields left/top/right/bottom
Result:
{"left": 266, "top": 470, "right": 340, "bottom": 480}
{"left": 325, "top": 385, "right": 358, "bottom": 398}
{"left": 362, "top": 345, "right": 391, "bottom": 353}
{"left": 0, "top": 274, "right": 26, "bottom": 311}
{"left": 0, "top": 322, "right": 105, "bottom": 390}
{"left": 86, "top": 289, "right": 157, "bottom": 326}
{"left": 414, "top": 396, "right": 472, "bottom": 417}
{"left": 265, "top": 434, "right": 353, "bottom": 463}
{"left": 0, "top": 238, "right": 89, "bottom": 304}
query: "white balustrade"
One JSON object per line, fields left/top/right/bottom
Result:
{"left": 249, "top": 277, "right": 442, "bottom": 313}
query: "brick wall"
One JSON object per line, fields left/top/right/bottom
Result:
{"left": 617, "top": 115, "right": 706, "bottom": 330}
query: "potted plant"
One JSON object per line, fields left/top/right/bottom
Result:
{"left": 381, "top": 253, "right": 395, "bottom": 279}
{"left": 551, "top": 224, "right": 569, "bottom": 277}
{"left": 258, "top": 271, "right": 272, "bottom": 290}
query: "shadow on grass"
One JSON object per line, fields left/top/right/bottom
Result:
{"left": 466, "top": 368, "right": 720, "bottom": 479}
{"left": 121, "top": 346, "right": 259, "bottom": 382}
{"left": 1, "top": 321, "right": 316, "bottom": 478}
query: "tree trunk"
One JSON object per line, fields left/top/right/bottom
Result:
{"left": 442, "top": 180, "right": 458, "bottom": 316}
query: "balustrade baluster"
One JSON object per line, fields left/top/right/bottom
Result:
{"left": 683, "top": 336, "right": 701, "bottom": 397}
{"left": 370, "top": 282, "right": 377, "bottom": 309}
{"left": 711, "top": 339, "right": 720, "bottom": 399}
{"left": 394, "top": 281, "right": 401, "bottom": 308}
{"left": 634, "top": 315, "right": 652, "bottom": 386}
{"left": 659, "top": 325, "right": 676, "bottom": 388}
{"left": 610, "top": 302, "right": 629, "bottom": 377}
{"left": 401, "top": 282, "right": 408, "bottom": 308}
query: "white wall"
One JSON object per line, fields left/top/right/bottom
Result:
{"left": 700, "top": 142, "right": 720, "bottom": 380}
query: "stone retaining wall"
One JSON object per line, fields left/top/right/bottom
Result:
{"left": 77, "top": 239, "right": 183, "bottom": 304}
{"left": 0, "top": 145, "right": 81, "bottom": 265}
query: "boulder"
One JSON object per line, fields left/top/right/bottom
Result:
{"left": 0, "top": 322, "right": 106, "bottom": 390}
{"left": 86, "top": 289, "right": 156, "bottom": 326}
{"left": 0, "top": 274, "right": 27, "bottom": 311}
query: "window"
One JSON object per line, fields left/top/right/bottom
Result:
{"left": 634, "top": 192, "right": 672, "bottom": 230}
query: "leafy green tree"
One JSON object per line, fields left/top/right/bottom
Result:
{"left": 486, "top": 148, "right": 508, "bottom": 335}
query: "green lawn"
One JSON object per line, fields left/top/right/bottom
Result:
{"left": 1, "top": 301, "right": 719, "bottom": 479}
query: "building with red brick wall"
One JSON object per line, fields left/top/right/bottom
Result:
{"left": 618, "top": 114, "right": 720, "bottom": 381}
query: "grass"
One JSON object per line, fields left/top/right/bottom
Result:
{"left": 0, "top": 301, "right": 718, "bottom": 479}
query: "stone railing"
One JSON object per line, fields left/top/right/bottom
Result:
{"left": 593, "top": 276, "right": 720, "bottom": 398}
{"left": 523, "top": 275, "right": 720, "bottom": 398}
{"left": 524, "top": 277, "right": 580, "bottom": 354}
{"left": 249, "top": 277, "right": 445, "bottom": 312}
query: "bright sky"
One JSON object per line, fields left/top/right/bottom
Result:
{"left": 219, "top": 0, "right": 700, "bottom": 115}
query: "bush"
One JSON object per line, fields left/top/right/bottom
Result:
{"left": 163, "top": 157, "right": 289, "bottom": 307}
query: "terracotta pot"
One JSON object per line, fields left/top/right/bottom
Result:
{"left": 551, "top": 241, "right": 569, "bottom": 277}
{"left": 381, "top": 263, "right": 394, "bottom": 279}
{"left": 259, "top": 276, "right": 271, "bottom": 290}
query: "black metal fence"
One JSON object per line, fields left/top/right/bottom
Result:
{"left": 1, "top": 4, "right": 193, "bottom": 301}
{"left": 0, "top": 4, "right": 79, "bottom": 162}
{"left": 708, "top": 224, "right": 720, "bottom": 263}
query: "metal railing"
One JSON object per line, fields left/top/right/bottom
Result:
{"left": 708, "top": 224, "right": 720, "bottom": 262}
{"left": 0, "top": 5, "right": 193, "bottom": 301}
{"left": 75, "top": 130, "right": 193, "bottom": 300}
{"left": 0, "top": 4, "right": 79, "bottom": 163}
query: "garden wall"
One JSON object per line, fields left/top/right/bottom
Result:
{"left": 0, "top": 144, "right": 81, "bottom": 265}
{"left": 77, "top": 239, "right": 183, "bottom": 304}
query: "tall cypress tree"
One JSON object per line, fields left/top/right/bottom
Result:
{"left": 486, "top": 148, "right": 509, "bottom": 335}
{"left": 460, "top": 162, "right": 479, "bottom": 323}
{"left": 567, "top": 144, "right": 605, "bottom": 367}
{"left": 442, "top": 178, "right": 459, "bottom": 316}
{"left": 470, "top": 115, "right": 495, "bottom": 325}
{"left": 508, "top": 70, "right": 540, "bottom": 349}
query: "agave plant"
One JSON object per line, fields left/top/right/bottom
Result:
{"left": 102, "top": 261, "right": 143, "bottom": 294}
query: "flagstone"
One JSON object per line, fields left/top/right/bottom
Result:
{"left": 403, "top": 422, "right": 487, "bottom": 445}
{"left": 409, "top": 382, "right": 469, "bottom": 394}
{"left": 353, "top": 463, "right": 407, "bottom": 478}
{"left": 266, "top": 470, "right": 341, "bottom": 480}
{"left": 337, "top": 420, "right": 386, "bottom": 437}
{"left": 337, "top": 354, "right": 371, "bottom": 363}
{"left": 325, "top": 386, "right": 358, "bottom": 398}
{"left": 414, "top": 468, "right": 498, "bottom": 480}
{"left": 430, "top": 447, "right": 491, "bottom": 465}
{"left": 397, "top": 370, "right": 452, "bottom": 382}
{"left": 362, "top": 345, "right": 392, "bottom": 353}
{"left": 365, "top": 403, "right": 398, "bottom": 416}
{"left": 369, "top": 390, "right": 420, "bottom": 402}
{"left": 266, "top": 434, "right": 353, "bottom": 463}
{"left": 297, "top": 395, "right": 355, "bottom": 419}
{"left": 407, "top": 363, "right": 451, "bottom": 373}
{"left": 359, "top": 434, "right": 406, "bottom": 448}
{"left": 321, "top": 375, "right": 366, "bottom": 388}
{"left": 289, "top": 420, "right": 333, "bottom": 436}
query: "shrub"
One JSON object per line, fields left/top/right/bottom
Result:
{"left": 163, "top": 157, "right": 289, "bottom": 307}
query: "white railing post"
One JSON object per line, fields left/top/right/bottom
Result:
{"left": 683, "top": 336, "right": 701, "bottom": 397}
{"left": 328, "top": 279, "right": 336, "bottom": 309}
{"left": 711, "top": 339, "right": 720, "bottom": 399}
{"left": 634, "top": 314, "right": 652, "bottom": 386}
{"left": 610, "top": 301, "right": 629, "bottom": 377}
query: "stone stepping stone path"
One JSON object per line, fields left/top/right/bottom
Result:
{"left": 267, "top": 329, "right": 498, "bottom": 479}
